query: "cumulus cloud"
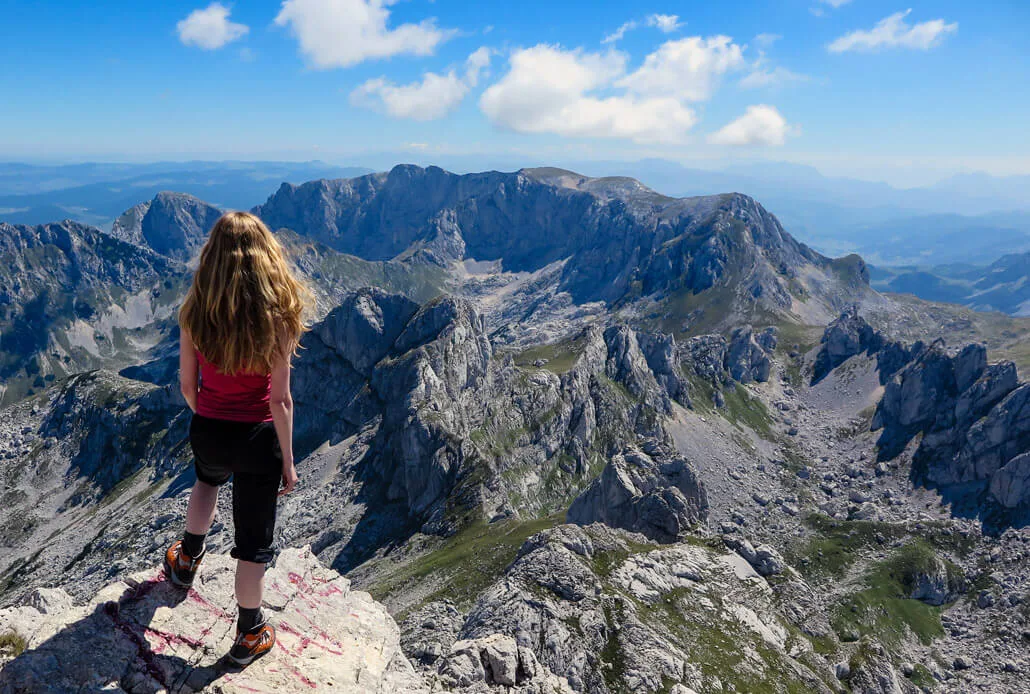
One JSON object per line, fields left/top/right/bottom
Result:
{"left": 647, "top": 14, "right": 683, "bottom": 33}
{"left": 352, "top": 48, "right": 491, "bottom": 120}
{"left": 275, "top": 0, "right": 455, "bottom": 69}
{"left": 618, "top": 35, "right": 745, "bottom": 102}
{"left": 176, "top": 3, "right": 249, "bottom": 50}
{"left": 480, "top": 45, "right": 696, "bottom": 144}
{"left": 708, "top": 105, "right": 792, "bottom": 146}
{"left": 828, "top": 10, "right": 958, "bottom": 53}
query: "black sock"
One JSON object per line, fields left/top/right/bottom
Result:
{"left": 238, "top": 606, "right": 264, "bottom": 633}
{"left": 182, "top": 531, "right": 206, "bottom": 558}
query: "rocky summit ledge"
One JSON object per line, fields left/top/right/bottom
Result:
{"left": 0, "top": 547, "right": 427, "bottom": 693}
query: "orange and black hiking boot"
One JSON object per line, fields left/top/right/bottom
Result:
{"left": 163, "top": 540, "right": 205, "bottom": 588}
{"left": 227, "top": 622, "right": 276, "bottom": 666}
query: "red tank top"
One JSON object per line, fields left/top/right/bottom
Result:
{"left": 195, "top": 349, "right": 273, "bottom": 423}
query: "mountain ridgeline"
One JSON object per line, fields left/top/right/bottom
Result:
{"left": 1, "top": 165, "right": 1029, "bottom": 693}
{"left": 255, "top": 165, "right": 869, "bottom": 313}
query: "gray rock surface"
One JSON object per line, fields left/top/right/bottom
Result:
{"left": 254, "top": 165, "right": 857, "bottom": 318}
{"left": 566, "top": 445, "right": 708, "bottom": 543}
{"left": 725, "top": 326, "right": 773, "bottom": 384}
{"left": 0, "top": 547, "right": 429, "bottom": 693}
{"left": 989, "top": 452, "right": 1030, "bottom": 509}
{"left": 112, "top": 192, "right": 223, "bottom": 262}
{"left": 871, "top": 338, "right": 1030, "bottom": 515}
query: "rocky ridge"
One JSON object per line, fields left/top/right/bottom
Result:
{"left": 255, "top": 165, "right": 876, "bottom": 337}
{"left": 0, "top": 220, "right": 187, "bottom": 405}
{"left": 109, "top": 192, "right": 223, "bottom": 262}
{"left": 811, "top": 306, "right": 1030, "bottom": 521}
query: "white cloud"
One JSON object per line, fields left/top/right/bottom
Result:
{"left": 820, "top": 0, "right": 852, "bottom": 7}
{"left": 603, "top": 14, "right": 682, "bottom": 44}
{"left": 602, "top": 20, "right": 638, "bottom": 45}
{"left": 275, "top": 0, "right": 455, "bottom": 69}
{"left": 352, "top": 48, "right": 491, "bottom": 120}
{"left": 828, "top": 10, "right": 958, "bottom": 53}
{"left": 618, "top": 36, "right": 746, "bottom": 102}
{"left": 480, "top": 45, "right": 697, "bottom": 144}
{"left": 176, "top": 3, "right": 249, "bottom": 50}
{"left": 708, "top": 105, "right": 792, "bottom": 146}
{"left": 647, "top": 14, "right": 683, "bottom": 33}
{"left": 740, "top": 66, "right": 810, "bottom": 88}
{"left": 753, "top": 33, "right": 781, "bottom": 48}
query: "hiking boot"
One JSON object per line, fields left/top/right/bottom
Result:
{"left": 163, "top": 540, "right": 205, "bottom": 588}
{"left": 227, "top": 622, "right": 276, "bottom": 666}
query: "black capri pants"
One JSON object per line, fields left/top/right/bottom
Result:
{"left": 189, "top": 413, "right": 282, "bottom": 564}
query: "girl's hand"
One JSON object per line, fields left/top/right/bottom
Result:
{"left": 279, "top": 462, "right": 298, "bottom": 496}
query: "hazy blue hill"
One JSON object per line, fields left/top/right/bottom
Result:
{"left": 817, "top": 213, "right": 1030, "bottom": 266}
{"left": 872, "top": 251, "right": 1030, "bottom": 315}
{"left": 0, "top": 161, "right": 373, "bottom": 227}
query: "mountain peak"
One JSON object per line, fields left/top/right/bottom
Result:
{"left": 110, "top": 192, "right": 222, "bottom": 262}
{"left": 519, "top": 166, "right": 668, "bottom": 201}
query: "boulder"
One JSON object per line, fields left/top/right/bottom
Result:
{"left": 848, "top": 641, "right": 917, "bottom": 694}
{"left": 725, "top": 326, "right": 772, "bottom": 384}
{"left": 813, "top": 306, "right": 883, "bottom": 383}
{"left": 989, "top": 453, "right": 1030, "bottom": 509}
{"left": 567, "top": 446, "right": 708, "bottom": 543}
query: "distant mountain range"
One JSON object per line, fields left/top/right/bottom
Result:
{"left": 3, "top": 158, "right": 1028, "bottom": 278}
{"left": 0, "top": 161, "right": 372, "bottom": 228}
{"left": 872, "top": 251, "right": 1030, "bottom": 316}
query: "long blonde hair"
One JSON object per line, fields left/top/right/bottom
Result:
{"left": 179, "top": 211, "right": 311, "bottom": 375}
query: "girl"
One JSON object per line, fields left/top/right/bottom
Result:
{"left": 164, "top": 211, "right": 310, "bottom": 666}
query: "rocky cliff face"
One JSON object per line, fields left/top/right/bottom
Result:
{"left": 812, "top": 307, "right": 1030, "bottom": 520}
{"left": 0, "top": 221, "right": 187, "bottom": 405}
{"left": 110, "top": 192, "right": 223, "bottom": 262}
{"left": 254, "top": 165, "right": 867, "bottom": 329}
{"left": 288, "top": 289, "right": 718, "bottom": 563}
{"left": 868, "top": 338, "right": 1028, "bottom": 515}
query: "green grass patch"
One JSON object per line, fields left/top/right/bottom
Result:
{"left": 638, "top": 586, "right": 825, "bottom": 694}
{"left": 513, "top": 334, "right": 589, "bottom": 375}
{"left": 907, "top": 663, "right": 936, "bottom": 689}
{"left": 684, "top": 374, "right": 717, "bottom": 413}
{"left": 589, "top": 538, "right": 657, "bottom": 578}
{"left": 0, "top": 630, "right": 27, "bottom": 658}
{"left": 786, "top": 514, "right": 907, "bottom": 580}
{"left": 370, "top": 513, "right": 563, "bottom": 614}
{"left": 600, "top": 601, "right": 631, "bottom": 693}
{"left": 831, "top": 542, "right": 951, "bottom": 648}
{"left": 720, "top": 384, "right": 774, "bottom": 439}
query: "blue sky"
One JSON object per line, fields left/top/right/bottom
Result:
{"left": 0, "top": 0, "right": 1027, "bottom": 185}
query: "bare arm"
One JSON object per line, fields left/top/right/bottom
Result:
{"left": 269, "top": 356, "right": 298, "bottom": 495}
{"left": 179, "top": 329, "right": 199, "bottom": 413}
